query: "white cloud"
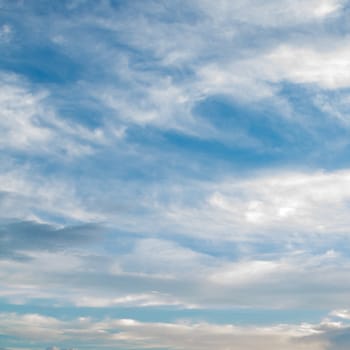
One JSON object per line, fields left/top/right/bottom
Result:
{"left": 232, "top": 170, "right": 350, "bottom": 233}
{"left": 0, "top": 73, "right": 52, "bottom": 150}
{"left": 209, "top": 260, "right": 284, "bottom": 286}
{"left": 0, "top": 23, "right": 12, "bottom": 42}
{"left": 2, "top": 5, "right": 350, "bottom": 344}
{"left": 38, "top": 0, "right": 349, "bottom": 146}
{"left": 194, "top": 42, "right": 350, "bottom": 105}
{"left": 0, "top": 313, "right": 64, "bottom": 341}
{"left": 330, "top": 309, "right": 350, "bottom": 320}
{"left": 95, "top": 73, "right": 195, "bottom": 132}
{"left": 74, "top": 292, "right": 194, "bottom": 308}
{"left": 1, "top": 228, "right": 350, "bottom": 310}
{"left": 159, "top": 169, "right": 350, "bottom": 238}
{"left": 0, "top": 167, "right": 102, "bottom": 222}
{"left": 196, "top": 0, "right": 344, "bottom": 27}
{"left": 0, "top": 72, "right": 110, "bottom": 158}
{"left": 0, "top": 312, "right": 343, "bottom": 350}
{"left": 32, "top": 167, "right": 350, "bottom": 242}
{"left": 4, "top": 163, "right": 350, "bottom": 249}
{"left": 120, "top": 238, "right": 215, "bottom": 276}
{"left": 263, "top": 44, "right": 350, "bottom": 89}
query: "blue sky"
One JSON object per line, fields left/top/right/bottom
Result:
{"left": 2, "top": 0, "right": 350, "bottom": 349}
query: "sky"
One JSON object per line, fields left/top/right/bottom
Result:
{"left": 2, "top": 0, "right": 350, "bottom": 349}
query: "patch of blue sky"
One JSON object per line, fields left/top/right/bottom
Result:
{"left": 0, "top": 301, "right": 328, "bottom": 326}
{"left": 0, "top": 44, "right": 82, "bottom": 83}
{"left": 85, "top": 83, "right": 350, "bottom": 180}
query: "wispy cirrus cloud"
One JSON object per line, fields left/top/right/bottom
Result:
{"left": 196, "top": 0, "right": 344, "bottom": 26}
{"left": 0, "top": 72, "right": 110, "bottom": 158}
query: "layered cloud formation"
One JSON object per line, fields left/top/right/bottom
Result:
{"left": 1, "top": 0, "right": 350, "bottom": 349}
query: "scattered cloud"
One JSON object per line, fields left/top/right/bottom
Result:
{"left": 2, "top": 1, "right": 350, "bottom": 349}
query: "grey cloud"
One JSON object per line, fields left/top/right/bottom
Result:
{"left": 303, "top": 324, "right": 350, "bottom": 350}
{"left": 325, "top": 327, "right": 350, "bottom": 350}
{"left": 0, "top": 220, "right": 105, "bottom": 260}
